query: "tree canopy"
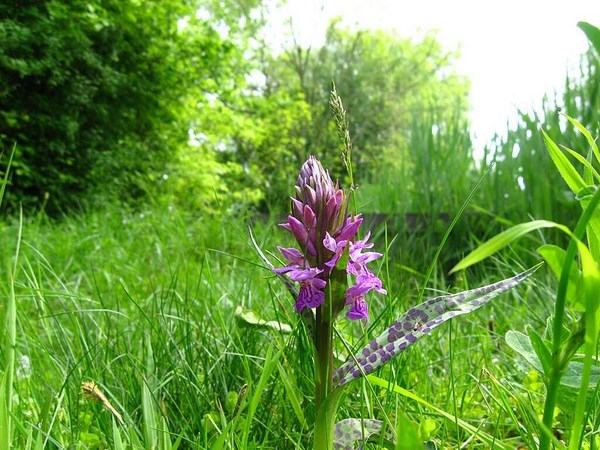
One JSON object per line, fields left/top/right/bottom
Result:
{"left": 0, "top": 2, "right": 470, "bottom": 214}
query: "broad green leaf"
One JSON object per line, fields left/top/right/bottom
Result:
{"left": 0, "top": 373, "right": 8, "bottom": 450}
{"left": 334, "top": 264, "right": 541, "bottom": 387}
{"left": 585, "top": 275, "right": 600, "bottom": 349}
{"left": 395, "top": 414, "right": 422, "bottom": 450}
{"left": 578, "top": 21, "right": 600, "bottom": 63}
{"left": 112, "top": 420, "right": 124, "bottom": 450}
{"left": 537, "top": 244, "right": 582, "bottom": 309}
{"left": 543, "top": 130, "right": 586, "bottom": 195}
{"left": 527, "top": 328, "right": 552, "bottom": 378}
{"left": 159, "top": 417, "right": 172, "bottom": 450}
{"left": 577, "top": 186, "right": 600, "bottom": 256}
{"left": 577, "top": 233, "right": 600, "bottom": 345}
{"left": 557, "top": 358, "right": 600, "bottom": 415}
{"left": 142, "top": 381, "right": 157, "bottom": 450}
{"left": 561, "top": 361, "right": 600, "bottom": 390}
{"left": 450, "top": 220, "right": 561, "bottom": 273}
{"left": 506, "top": 331, "right": 600, "bottom": 394}
{"left": 563, "top": 114, "right": 600, "bottom": 165}
{"left": 234, "top": 306, "right": 292, "bottom": 333}
{"left": 505, "top": 330, "right": 543, "bottom": 373}
{"left": 561, "top": 146, "right": 600, "bottom": 183}
{"left": 333, "top": 418, "right": 396, "bottom": 450}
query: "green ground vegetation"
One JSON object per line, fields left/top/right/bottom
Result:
{"left": 1, "top": 1, "right": 600, "bottom": 448}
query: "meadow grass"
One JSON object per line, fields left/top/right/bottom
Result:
{"left": 0, "top": 199, "right": 580, "bottom": 449}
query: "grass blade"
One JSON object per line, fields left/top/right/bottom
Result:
{"left": 543, "top": 130, "right": 587, "bottom": 194}
{"left": 450, "top": 220, "right": 565, "bottom": 273}
{"left": 367, "top": 375, "right": 512, "bottom": 450}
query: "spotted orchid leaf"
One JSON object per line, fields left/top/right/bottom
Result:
{"left": 334, "top": 263, "right": 542, "bottom": 387}
{"left": 333, "top": 418, "right": 394, "bottom": 450}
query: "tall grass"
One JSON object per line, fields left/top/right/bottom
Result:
{"left": 0, "top": 198, "right": 568, "bottom": 448}
{"left": 1, "top": 35, "right": 599, "bottom": 448}
{"left": 479, "top": 47, "right": 600, "bottom": 225}
{"left": 357, "top": 108, "right": 474, "bottom": 217}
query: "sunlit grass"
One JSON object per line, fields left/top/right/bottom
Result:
{"left": 0, "top": 200, "right": 571, "bottom": 448}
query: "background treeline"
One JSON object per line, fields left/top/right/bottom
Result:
{"left": 1, "top": 0, "right": 470, "bottom": 215}
{"left": 1, "top": 0, "right": 599, "bottom": 226}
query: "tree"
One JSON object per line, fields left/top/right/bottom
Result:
{"left": 0, "top": 0, "right": 260, "bottom": 212}
{"left": 263, "top": 21, "right": 471, "bottom": 184}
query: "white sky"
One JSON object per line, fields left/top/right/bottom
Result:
{"left": 264, "top": 0, "right": 600, "bottom": 151}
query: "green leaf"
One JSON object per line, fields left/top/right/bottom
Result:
{"left": 112, "top": 420, "right": 124, "bottom": 450}
{"left": 506, "top": 331, "right": 600, "bottom": 393}
{"left": 234, "top": 306, "right": 292, "bottom": 333}
{"left": 395, "top": 414, "right": 423, "bottom": 450}
{"left": 543, "top": 129, "right": 587, "bottom": 195}
{"left": 505, "top": 330, "right": 543, "bottom": 373}
{"left": 142, "top": 381, "right": 157, "bottom": 450}
{"left": 0, "top": 373, "right": 8, "bottom": 450}
{"left": 527, "top": 328, "right": 553, "bottom": 378}
{"left": 159, "top": 417, "right": 173, "bottom": 450}
{"left": 561, "top": 146, "right": 600, "bottom": 183}
{"left": 563, "top": 114, "right": 600, "bottom": 164}
{"left": 578, "top": 21, "right": 600, "bottom": 59}
{"left": 561, "top": 361, "right": 600, "bottom": 390}
{"left": 577, "top": 186, "right": 600, "bottom": 256}
{"left": 537, "top": 244, "right": 582, "bottom": 309}
{"left": 450, "top": 220, "right": 560, "bottom": 273}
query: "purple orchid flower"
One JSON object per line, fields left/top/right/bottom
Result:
{"left": 274, "top": 156, "right": 386, "bottom": 321}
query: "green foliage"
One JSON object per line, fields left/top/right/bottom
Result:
{"left": 0, "top": 0, "right": 258, "bottom": 212}
{"left": 478, "top": 42, "right": 600, "bottom": 225}
{"left": 452, "top": 117, "right": 600, "bottom": 449}
{"left": 189, "top": 88, "right": 312, "bottom": 212}
{"left": 0, "top": 3, "right": 474, "bottom": 216}
{"left": 263, "top": 22, "right": 471, "bottom": 186}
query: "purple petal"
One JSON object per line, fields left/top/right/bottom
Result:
{"left": 291, "top": 198, "right": 304, "bottom": 217}
{"left": 346, "top": 297, "right": 369, "bottom": 321}
{"left": 345, "top": 282, "right": 372, "bottom": 300}
{"left": 306, "top": 185, "right": 317, "bottom": 206}
{"left": 323, "top": 232, "right": 348, "bottom": 268}
{"left": 338, "top": 215, "right": 363, "bottom": 241}
{"left": 349, "top": 232, "right": 374, "bottom": 256}
{"left": 352, "top": 251, "right": 382, "bottom": 265}
{"left": 325, "top": 189, "right": 344, "bottom": 223}
{"left": 288, "top": 267, "right": 323, "bottom": 282}
{"left": 294, "top": 280, "right": 325, "bottom": 312}
{"left": 323, "top": 232, "right": 337, "bottom": 252}
{"left": 302, "top": 205, "right": 316, "bottom": 229}
{"left": 285, "top": 216, "right": 317, "bottom": 256}
{"left": 277, "top": 246, "right": 304, "bottom": 264}
{"left": 287, "top": 216, "right": 308, "bottom": 242}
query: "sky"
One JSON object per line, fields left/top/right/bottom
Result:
{"left": 263, "top": 0, "right": 600, "bottom": 152}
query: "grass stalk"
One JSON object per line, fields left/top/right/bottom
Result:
{"left": 540, "top": 187, "right": 600, "bottom": 450}
{"left": 1, "top": 207, "right": 22, "bottom": 450}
